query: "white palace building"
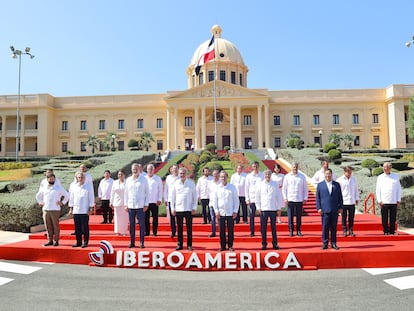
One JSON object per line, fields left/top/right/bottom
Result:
{"left": 1, "top": 25, "right": 414, "bottom": 157}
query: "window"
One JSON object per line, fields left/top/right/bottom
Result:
{"left": 274, "top": 137, "right": 281, "bottom": 148}
{"left": 99, "top": 120, "right": 106, "bottom": 130}
{"left": 313, "top": 115, "right": 320, "bottom": 125}
{"left": 80, "top": 142, "right": 86, "bottom": 152}
{"left": 332, "top": 114, "right": 339, "bottom": 125}
{"left": 352, "top": 114, "right": 359, "bottom": 125}
{"left": 372, "top": 113, "right": 379, "bottom": 124}
{"left": 184, "top": 117, "right": 193, "bottom": 127}
{"left": 157, "top": 140, "right": 163, "bottom": 150}
{"left": 198, "top": 72, "right": 204, "bottom": 85}
{"left": 137, "top": 119, "right": 144, "bottom": 129}
{"left": 208, "top": 71, "right": 214, "bottom": 82}
{"left": 0, "top": 122, "right": 2, "bottom": 131}
{"left": 118, "top": 119, "right": 125, "bottom": 130}
{"left": 231, "top": 71, "right": 236, "bottom": 84}
{"left": 80, "top": 120, "right": 87, "bottom": 131}
{"left": 118, "top": 141, "right": 125, "bottom": 151}
{"left": 214, "top": 110, "right": 224, "bottom": 123}
{"left": 99, "top": 142, "right": 105, "bottom": 151}
{"left": 220, "top": 70, "right": 226, "bottom": 81}
{"left": 239, "top": 73, "right": 243, "bottom": 87}
{"left": 61, "top": 121, "right": 68, "bottom": 131}
{"left": 373, "top": 135, "right": 380, "bottom": 146}
{"left": 273, "top": 115, "right": 281, "bottom": 126}
{"left": 293, "top": 115, "right": 300, "bottom": 126}
{"left": 62, "top": 142, "right": 68, "bottom": 153}
{"left": 405, "top": 112, "right": 408, "bottom": 122}
{"left": 35, "top": 121, "right": 38, "bottom": 130}
{"left": 157, "top": 118, "right": 163, "bottom": 129}
{"left": 244, "top": 115, "right": 252, "bottom": 126}
{"left": 354, "top": 136, "right": 360, "bottom": 146}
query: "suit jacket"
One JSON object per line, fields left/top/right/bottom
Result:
{"left": 316, "top": 180, "right": 343, "bottom": 213}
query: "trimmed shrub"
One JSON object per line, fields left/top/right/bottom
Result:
{"left": 372, "top": 166, "right": 383, "bottom": 176}
{"left": 205, "top": 143, "right": 217, "bottom": 153}
{"left": 323, "top": 143, "right": 337, "bottom": 153}
{"left": 328, "top": 149, "right": 342, "bottom": 162}
{"left": 361, "top": 158, "right": 378, "bottom": 176}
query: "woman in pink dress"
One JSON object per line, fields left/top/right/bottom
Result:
{"left": 110, "top": 170, "right": 128, "bottom": 235}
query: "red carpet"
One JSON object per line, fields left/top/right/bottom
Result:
{"left": 1, "top": 214, "right": 414, "bottom": 270}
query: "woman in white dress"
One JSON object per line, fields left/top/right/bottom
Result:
{"left": 110, "top": 170, "right": 128, "bottom": 235}
{"left": 271, "top": 164, "right": 285, "bottom": 224}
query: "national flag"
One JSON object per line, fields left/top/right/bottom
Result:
{"left": 195, "top": 35, "right": 215, "bottom": 76}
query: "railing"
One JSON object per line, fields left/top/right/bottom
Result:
{"left": 364, "top": 192, "right": 376, "bottom": 215}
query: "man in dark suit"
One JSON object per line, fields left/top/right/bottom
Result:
{"left": 316, "top": 168, "right": 343, "bottom": 250}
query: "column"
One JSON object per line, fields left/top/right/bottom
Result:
{"left": 201, "top": 106, "right": 206, "bottom": 149}
{"left": 257, "top": 105, "right": 263, "bottom": 149}
{"left": 166, "top": 107, "right": 171, "bottom": 150}
{"left": 229, "top": 105, "right": 234, "bottom": 150}
{"left": 264, "top": 103, "right": 270, "bottom": 149}
{"left": 194, "top": 106, "right": 199, "bottom": 149}
{"left": 236, "top": 105, "right": 241, "bottom": 149}
{"left": 0, "top": 116, "right": 5, "bottom": 156}
{"left": 174, "top": 108, "right": 178, "bottom": 150}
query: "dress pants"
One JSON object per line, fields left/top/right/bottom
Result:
{"left": 341, "top": 204, "right": 355, "bottom": 232}
{"left": 287, "top": 201, "right": 303, "bottom": 233}
{"left": 145, "top": 203, "right": 159, "bottom": 235}
{"left": 236, "top": 196, "right": 248, "bottom": 223}
{"left": 167, "top": 202, "right": 176, "bottom": 236}
{"left": 321, "top": 211, "right": 338, "bottom": 246}
{"left": 209, "top": 206, "right": 216, "bottom": 235}
{"left": 43, "top": 210, "right": 60, "bottom": 243}
{"left": 128, "top": 208, "right": 145, "bottom": 246}
{"left": 176, "top": 211, "right": 193, "bottom": 247}
{"left": 218, "top": 216, "right": 235, "bottom": 250}
{"left": 200, "top": 199, "right": 210, "bottom": 223}
{"left": 73, "top": 214, "right": 89, "bottom": 246}
{"left": 260, "top": 211, "right": 278, "bottom": 247}
{"left": 381, "top": 204, "right": 397, "bottom": 234}
{"left": 101, "top": 199, "right": 112, "bottom": 223}
{"left": 249, "top": 203, "right": 257, "bottom": 234}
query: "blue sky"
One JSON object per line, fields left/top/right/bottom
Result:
{"left": 1, "top": 0, "right": 413, "bottom": 97}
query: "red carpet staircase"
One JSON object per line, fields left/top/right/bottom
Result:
{"left": 1, "top": 160, "right": 414, "bottom": 270}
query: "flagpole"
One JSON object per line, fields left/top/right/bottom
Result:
{"left": 213, "top": 35, "right": 217, "bottom": 147}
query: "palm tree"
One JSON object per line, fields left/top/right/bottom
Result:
{"left": 328, "top": 133, "right": 342, "bottom": 147}
{"left": 139, "top": 132, "right": 155, "bottom": 151}
{"left": 342, "top": 133, "right": 355, "bottom": 150}
{"left": 85, "top": 135, "right": 100, "bottom": 154}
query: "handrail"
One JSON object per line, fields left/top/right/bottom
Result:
{"left": 364, "top": 192, "right": 376, "bottom": 215}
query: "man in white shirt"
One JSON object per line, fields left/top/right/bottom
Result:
{"left": 312, "top": 160, "right": 336, "bottom": 187}
{"left": 98, "top": 170, "right": 114, "bottom": 224}
{"left": 196, "top": 167, "right": 212, "bottom": 224}
{"left": 69, "top": 171, "right": 95, "bottom": 248}
{"left": 208, "top": 170, "right": 221, "bottom": 237}
{"left": 245, "top": 161, "right": 264, "bottom": 237}
{"left": 256, "top": 169, "right": 281, "bottom": 250}
{"left": 36, "top": 174, "right": 69, "bottom": 247}
{"left": 212, "top": 171, "right": 239, "bottom": 251}
{"left": 164, "top": 165, "right": 179, "bottom": 237}
{"left": 171, "top": 167, "right": 198, "bottom": 251}
{"left": 271, "top": 163, "right": 285, "bottom": 224}
{"left": 145, "top": 164, "right": 163, "bottom": 236}
{"left": 230, "top": 164, "right": 248, "bottom": 224}
{"left": 282, "top": 161, "right": 308, "bottom": 237}
{"left": 38, "top": 168, "right": 62, "bottom": 190}
{"left": 125, "top": 163, "right": 149, "bottom": 248}
{"left": 376, "top": 162, "right": 402, "bottom": 235}
{"left": 337, "top": 166, "right": 359, "bottom": 236}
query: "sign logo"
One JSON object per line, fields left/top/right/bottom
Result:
{"left": 88, "top": 240, "right": 114, "bottom": 266}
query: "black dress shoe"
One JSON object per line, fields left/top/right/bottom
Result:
{"left": 228, "top": 248, "right": 234, "bottom": 251}
{"left": 273, "top": 245, "right": 280, "bottom": 250}
{"left": 209, "top": 233, "right": 216, "bottom": 238}
{"left": 152, "top": 233, "right": 157, "bottom": 236}
{"left": 43, "top": 241, "right": 53, "bottom": 247}
{"left": 289, "top": 231, "right": 294, "bottom": 237}
{"left": 219, "top": 248, "right": 225, "bottom": 251}
{"left": 187, "top": 246, "right": 193, "bottom": 251}
{"left": 349, "top": 230, "right": 355, "bottom": 237}
{"left": 81, "top": 243, "right": 88, "bottom": 248}
{"left": 72, "top": 244, "right": 81, "bottom": 248}
{"left": 297, "top": 231, "right": 303, "bottom": 237}
{"left": 249, "top": 233, "right": 254, "bottom": 237}
{"left": 261, "top": 246, "right": 267, "bottom": 250}
{"left": 128, "top": 244, "right": 135, "bottom": 248}
{"left": 343, "top": 230, "right": 347, "bottom": 237}
{"left": 176, "top": 246, "right": 183, "bottom": 250}
{"left": 100, "top": 221, "right": 107, "bottom": 224}
{"left": 53, "top": 241, "right": 59, "bottom": 247}
{"left": 170, "top": 234, "right": 176, "bottom": 238}
{"left": 322, "top": 245, "right": 328, "bottom": 249}
{"left": 331, "top": 244, "right": 340, "bottom": 250}
{"left": 140, "top": 244, "right": 145, "bottom": 249}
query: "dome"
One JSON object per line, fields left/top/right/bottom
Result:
{"left": 189, "top": 25, "right": 245, "bottom": 67}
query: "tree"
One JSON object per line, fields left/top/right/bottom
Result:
{"left": 128, "top": 138, "right": 139, "bottom": 149}
{"left": 100, "top": 132, "right": 117, "bottom": 151}
{"left": 285, "top": 133, "right": 301, "bottom": 147}
{"left": 408, "top": 94, "right": 414, "bottom": 139}
{"left": 85, "top": 135, "right": 100, "bottom": 154}
{"left": 361, "top": 158, "right": 378, "bottom": 177}
{"left": 342, "top": 133, "right": 355, "bottom": 150}
{"left": 328, "top": 133, "right": 342, "bottom": 147}
{"left": 139, "top": 132, "right": 154, "bottom": 151}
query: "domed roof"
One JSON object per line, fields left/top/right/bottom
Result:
{"left": 189, "top": 25, "right": 245, "bottom": 66}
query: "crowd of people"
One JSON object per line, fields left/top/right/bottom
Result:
{"left": 35, "top": 159, "right": 402, "bottom": 251}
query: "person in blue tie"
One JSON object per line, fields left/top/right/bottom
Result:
{"left": 316, "top": 168, "right": 343, "bottom": 250}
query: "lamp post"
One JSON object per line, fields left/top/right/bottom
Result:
{"left": 111, "top": 134, "right": 116, "bottom": 151}
{"left": 318, "top": 130, "right": 323, "bottom": 148}
{"left": 405, "top": 36, "right": 414, "bottom": 48}
{"left": 10, "top": 46, "right": 34, "bottom": 161}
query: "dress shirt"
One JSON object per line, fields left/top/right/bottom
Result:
{"left": 230, "top": 172, "right": 246, "bottom": 197}
{"left": 245, "top": 171, "right": 264, "bottom": 203}
{"left": 212, "top": 183, "right": 239, "bottom": 216}
{"left": 110, "top": 179, "right": 126, "bottom": 207}
{"left": 36, "top": 184, "right": 69, "bottom": 212}
{"left": 164, "top": 174, "right": 179, "bottom": 202}
{"left": 312, "top": 169, "right": 336, "bottom": 186}
{"left": 196, "top": 175, "right": 213, "bottom": 199}
{"left": 171, "top": 179, "right": 198, "bottom": 212}
{"left": 256, "top": 180, "right": 280, "bottom": 212}
{"left": 69, "top": 182, "right": 95, "bottom": 214}
{"left": 39, "top": 177, "right": 62, "bottom": 190}
{"left": 271, "top": 172, "right": 285, "bottom": 209}
{"left": 98, "top": 177, "right": 114, "bottom": 200}
{"left": 376, "top": 172, "right": 402, "bottom": 204}
{"left": 124, "top": 174, "right": 149, "bottom": 209}
{"left": 336, "top": 175, "right": 359, "bottom": 205}
{"left": 146, "top": 174, "right": 163, "bottom": 203}
{"left": 282, "top": 172, "right": 308, "bottom": 202}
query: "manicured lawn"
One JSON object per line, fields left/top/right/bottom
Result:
{"left": 0, "top": 168, "right": 32, "bottom": 181}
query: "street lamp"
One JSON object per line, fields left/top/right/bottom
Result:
{"left": 405, "top": 36, "right": 414, "bottom": 48}
{"left": 111, "top": 134, "right": 116, "bottom": 151}
{"left": 10, "top": 46, "right": 34, "bottom": 161}
{"left": 318, "top": 130, "right": 323, "bottom": 148}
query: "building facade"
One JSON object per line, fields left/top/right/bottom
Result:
{"left": 1, "top": 25, "right": 414, "bottom": 157}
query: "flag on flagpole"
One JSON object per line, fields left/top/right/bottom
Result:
{"left": 195, "top": 35, "right": 215, "bottom": 76}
